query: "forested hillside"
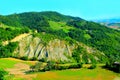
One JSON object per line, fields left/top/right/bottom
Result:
{"left": 0, "top": 11, "right": 120, "bottom": 63}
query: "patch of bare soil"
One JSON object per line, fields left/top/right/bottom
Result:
{"left": 6, "top": 62, "right": 37, "bottom": 80}
{"left": 11, "top": 33, "right": 30, "bottom": 42}
{"left": 6, "top": 63, "right": 30, "bottom": 75}
{"left": 2, "top": 33, "right": 30, "bottom": 45}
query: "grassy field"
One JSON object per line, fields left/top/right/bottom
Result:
{"left": 0, "top": 58, "right": 37, "bottom": 68}
{"left": 32, "top": 65, "right": 120, "bottom": 80}
{"left": 0, "top": 58, "right": 119, "bottom": 80}
{"left": 49, "top": 21, "right": 74, "bottom": 32}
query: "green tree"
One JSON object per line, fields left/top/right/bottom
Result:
{"left": 72, "top": 46, "right": 86, "bottom": 63}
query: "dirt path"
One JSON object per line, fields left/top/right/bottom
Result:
{"left": 2, "top": 33, "right": 30, "bottom": 45}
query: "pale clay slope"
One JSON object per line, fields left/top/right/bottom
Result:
{"left": 2, "top": 33, "right": 30, "bottom": 45}
{"left": 2, "top": 32, "right": 105, "bottom": 62}
{"left": 14, "top": 35, "right": 76, "bottom": 62}
{"left": 13, "top": 34, "right": 104, "bottom": 62}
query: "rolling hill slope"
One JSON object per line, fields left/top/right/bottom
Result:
{"left": 0, "top": 11, "right": 120, "bottom": 63}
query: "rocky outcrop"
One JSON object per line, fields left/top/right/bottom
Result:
{"left": 13, "top": 34, "right": 105, "bottom": 63}
{"left": 14, "top": 35, "right": 76, "bottom": 62}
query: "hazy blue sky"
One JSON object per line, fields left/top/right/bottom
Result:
{"left": 0, "top": 0, "right": 120, "bottom": 20}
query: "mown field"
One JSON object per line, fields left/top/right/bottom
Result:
{"left": 0, "top": 58, "right": 120, "bottom": 80}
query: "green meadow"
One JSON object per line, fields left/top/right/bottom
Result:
{"left": 0, "top": 58, "right": 119, "bottom": 80}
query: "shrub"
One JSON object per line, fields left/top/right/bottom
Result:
{"left": 72, "top": 46, "right": 87, "bottom": 63}
{"left": 105, "top": 61, "right": 120, "bottom": 73}
{"left": 20, "top": 56, "right": 28, "bottom": 60}
{"left": 30, "top": 61, "right": 83, "bottom": 72}
{"left": 30, "top": 62, "right": 43, "bottom": 72}
{"left": 77, "top": 63, "right": 83, "bottom": 68}
{"left": 68, "top": 63, "right": 82, "bottom": 69}
{"left": 31, "top": 61, "right": 56, "bottom": 72}
{"left": 30, "top": 57, "right": 37, "bottom": 61}
{"left": 0, "top": 42, "right": 18, "bottom": 58}
{"left": 112, "top": 63, "right": 120, "bottom": 73}
{"left": 0, "top": 68, "right": 8, "bottom": 80}
{"left": 39, "top": 58, "right": 47, "bottom": 62}
{"left": 21, "top": 27, "right": 29, "bottom": 33}
{"left": 88, "top": 64, "right": 96, "bottom": 69}
{"left": 57, "top": 66, "right": 69, "bottom": 70}
{"left": 43, "top": 61, "right": 55, "bottom": 71}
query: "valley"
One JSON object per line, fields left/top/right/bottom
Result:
{"left": 0, "top": 58, "right": 119, "bottom": 80}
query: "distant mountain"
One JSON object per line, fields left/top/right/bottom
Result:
{"left": 94, "top": 18, "right": 120, "bottom": 23}
{"left": 0, "top": 11, "right": 120, "bottom": 63}
{"left": 94, "top": 18, "right": 120, "bottom": 29}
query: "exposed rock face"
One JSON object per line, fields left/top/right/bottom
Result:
{"left": 14, "top": 35, "right": 76, "bottom": 62}
{"left": 13, "top": 34, "right": 105, "bottom": 63}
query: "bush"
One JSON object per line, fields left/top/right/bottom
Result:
{"left": 88, "top": 64, "right": 96, "bottom": 69}
{"left": 77, "top": 63, "right": 83, "bottom": 68}
{"left": 105, "top": 61, "right": 120, "bottom": 73}
{"left": 43, "top": 61, "right": 55, "bottom": 71}
{"left": 30, "top": 57, "right": 37, "bottom": 61}
{"left": 21, "top": 27, "right": 29, "bottom": 33}
{"left": 39, "top": 58, "right": 47, "bottom": 62}
{"left": 0, "top": 69, "right": 8, "bottom": 80}
{"left": 57, "top": 66, "right": 69, "bottom": 70}
{"left": 68, "top": 63, "right": 83, "bottom": 69}
{"left": 72, "top": 46, "right": 87, "bottom": 63}
{"left": 30, "top": 62, "right": 43, "bottom": 72}
{"left": 20, "top": 56, "right": 28, "bottom": 60}
{"left": 30, "top": 61, "right": 83, "bottom": 72}
{"left": 0, "top": 42, "right": 18, "bottom": 58}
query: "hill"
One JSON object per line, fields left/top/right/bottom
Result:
{"left": 0, "top": 11, "right": 120, "bottom": 63}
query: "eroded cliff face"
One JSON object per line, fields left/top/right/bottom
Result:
{"left": 13, "top": 34, "right": 105, "bottom": 63}
{"left": 14, "top": 35, "right": 76, "bottom": 62}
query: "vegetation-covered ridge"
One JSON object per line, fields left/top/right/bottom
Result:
{"left": 0, "top": 11, "right": 120, "bottom": 64}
